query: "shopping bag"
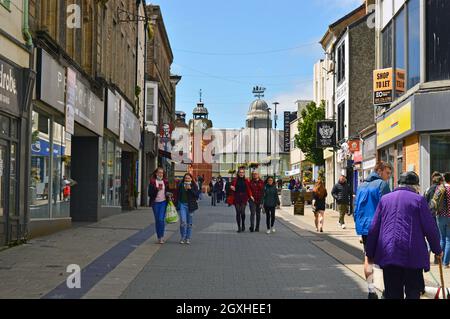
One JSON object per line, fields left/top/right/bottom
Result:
{"left": 165, "top": 201, "right": 179, "bottom": 224}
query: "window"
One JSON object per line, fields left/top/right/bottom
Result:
{"left": 382, "top": 22, "right": 393, "bottom": 68}
{"left": 337, "top": 43, "right": 346, "bottom": 84}
{"left": 408, "top": 0, "right": 420, "bottom": 88}
{"left": 395, "top": 8, "right": 406, "bottom": 97}
{"left": 0, "top": 0, "right": 10, "bottom": 11}
{"left": 427, "top": 0, "right": 450, "bottom": 81}
{"left": 337, "top": 101, "right": 345, "bottom": 142}
{"left": 146, "top": 87, "right": 155, "bottom": 123}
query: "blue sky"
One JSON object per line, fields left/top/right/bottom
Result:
{"left": 155, "top": 0, "right": 364, "bottom": 128}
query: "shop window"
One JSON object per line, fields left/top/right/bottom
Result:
{"left": 51, "top": 122, "right": 70, "bottom": 218}
{"left": 0, "top": 115, "right": 9, "bottom": 137}
{"left": 101, "top": 138, "right": 122, "bottom": 207}
{"left": 9, "top": 143, "right": 17, "bottom": 218}
{"left": 395, "top": 8, "right": 406, "bottom": 97}
{"left": 115, "top": 147, "right": 122, "bottom": 206}
{"left": 431, "top": 135, "right": 450, "bottom": 174}
{"left": 408, "top": 0, "right": 420, "bottom": 88}
{"left": 427, "top": 0, "right": 450, "bottom": 82}
{"left": 382, "top": 22, "right": 393, "bottom": 68}
{"left": 30, "top": 111, "right": 50, "bottom": 219}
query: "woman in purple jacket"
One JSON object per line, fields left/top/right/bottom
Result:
{"left": 366, "top": 171, "right": 443, "bottom": 299}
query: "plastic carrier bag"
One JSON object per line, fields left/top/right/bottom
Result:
{"left": 165, "top": 201, "right": 179, "bottom": 224}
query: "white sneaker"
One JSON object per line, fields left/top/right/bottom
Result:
{"left": 180, "top": 240, "right": 185, "bottom": 244}
{"left": 341, "top": 224, "right": 346, "bottom": 229}
{"left": 266, "top": 230, "right": 271, "bottom": 234}
{"left": 271, "top": 228, "right": 276, "bottom": 233}
{"left": 186, "top": 239, "right": 191, "bottom": 245}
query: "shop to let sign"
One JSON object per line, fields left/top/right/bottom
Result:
{"left": 373, "top": 68, "right": 393, "bottom": 105}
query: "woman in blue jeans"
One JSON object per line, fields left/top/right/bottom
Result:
{"left": 177, "top": 173, "right": 200, "bottom": 245}
{"left": 148, "top": 168, "right": 172, "bottom": 244}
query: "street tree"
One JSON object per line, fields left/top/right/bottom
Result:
{"left": 294, "top": 100, "right": 326, "bottom": 166}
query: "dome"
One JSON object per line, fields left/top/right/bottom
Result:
{"left": 193, "top": 102, "right": 209, "bottom": 116}
{"left": 246, "top": 99, "right": 270, "bottom": 120}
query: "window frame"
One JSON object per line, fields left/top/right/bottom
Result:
{"left": 0, "top": 0, "right": 10, "bottom": 11}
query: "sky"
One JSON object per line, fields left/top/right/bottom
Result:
{"left": 155, "top": 0, "right": 364, "bottom": 128}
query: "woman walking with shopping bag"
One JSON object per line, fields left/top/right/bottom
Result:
{"left": 263, "top": 176, "right": 280, "bottom": 234}
{"left": 148, "top": 167, "right": 173, "bottom": 244}
{"left": 176, "top": 173, "right": 200, "bottom": 245}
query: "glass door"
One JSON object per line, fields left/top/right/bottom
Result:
{"left": 0, "top": 142, "right": 8, "bottom": 246}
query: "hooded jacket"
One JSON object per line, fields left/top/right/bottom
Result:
{"left": 354, "top": 172, "right": 391, "bottom": 236}
{"left": 365, "top": 187, "right": 442, "bottom": 271}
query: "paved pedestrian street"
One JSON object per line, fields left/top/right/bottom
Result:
{"left": 0, "top": 198, "right": 370, "bottom": 299}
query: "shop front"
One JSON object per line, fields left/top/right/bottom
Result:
{"left": 29, "top": 49, "right": 105, "bottom": 236}
{"left": 0, "top": 55, "right": 32, "bottom": 246}
{"left": 377, "top": 89, "right": 450, "bottom": 193}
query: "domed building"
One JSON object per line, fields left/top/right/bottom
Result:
{"left": 246, "top": 98, "right": 272, "bottom": 129}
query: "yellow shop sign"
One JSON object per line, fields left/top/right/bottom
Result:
{"left": 377, "top": 102, "right": 412, "bottom": 147}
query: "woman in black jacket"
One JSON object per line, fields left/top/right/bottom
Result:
{"left": 177, "top": 173, "right": 200, "bottom": 245}
{"left": 313, "top": 179, "right": 327, "bottom": 232}
{"left": 263, "top": 177, "right": 280, "bottom": 234}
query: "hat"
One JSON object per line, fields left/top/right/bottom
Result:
{"left": 398, "top": 171, "right": 420, "bottom": 186}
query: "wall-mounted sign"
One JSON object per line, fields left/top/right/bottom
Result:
{"left": 316, "top": 121, "right": 336, "bottom": 148}
{"left": 348, "top": 139, "right": 360, "bottom": 152}
{"left": 377, "top": 102, "right": 412, "bottom": 148}
{"left": 38, "top": 49, "right": 66, "bottom": 114}
{"left": 373, "top": 68, "right": 393, "bottom": 105}
{"left": 74, "top": 78, "right": 104, "bottom": 136}
{"left": 284, "top": 112, "right": 291, "bottom": 152}
{"left": 106, "top": 89, "right": 120, "bottom": 136}
{"left": 0, "top": 57, "right": 22, "bottom": 116}
{"left": 65, "top": 68, "right": 76, "bottom": 135}
{"left": 396, "top": 69, "right": 406, "bottom": 94}
{"left": 123, "top": 102, "right": 140, "bottom": 150}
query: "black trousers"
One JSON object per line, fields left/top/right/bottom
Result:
{"left": 382, "top": 266, "right": 424, "bottom": 299}
{"left": 211, "top": 192, "right": 217, "bottom": 206}
{"left": 235, "top": 204, "right": 246, "bottom": 229}
{"left": 265, "top": 206, "right": 276, "bottom": 230}
{"left": 249, "top": 200, "right": 261, "bottom": 230}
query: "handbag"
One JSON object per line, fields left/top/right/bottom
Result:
{"left": 165, "top": 200, "right": 179, "bottom": 224}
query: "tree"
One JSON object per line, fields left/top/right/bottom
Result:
{"left": 294, "top": 101, "right": 326, "bottom": 166}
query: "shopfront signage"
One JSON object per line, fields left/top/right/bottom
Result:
{"left": 123, "top": 102, "right": 140, "bottom": 150}
{"left": 316, "top": 121, "right": 337, "bottom": 148}
{"left": 106, "top": 89, "right": 120, "bottom": 136}
{"left": 73, "top": 78, "right": 104, "bottom": 136}
{"left": 65, "top": 68, "right": 76, "bottom": 135}
{"left": 362, "top": 135, "right": 376, "bottom": 159}
{"left": 38, "top": 49, "right": 66, "bottom": 114}
{"left": 377, "top": 102, "right": 412, "bottom": 148}
{"left": 348, "top": 139, "right": 360, "bottom": 152}
{"left": 0, "top": 57, "right": 21, "bottom": 116}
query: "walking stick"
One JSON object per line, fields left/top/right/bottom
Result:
{"left": 438, "top": 256, "right": 446, "bottom": 299}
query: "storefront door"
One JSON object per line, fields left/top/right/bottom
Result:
{"left": 0, "top": 141, "right": 8, "bottom": 246}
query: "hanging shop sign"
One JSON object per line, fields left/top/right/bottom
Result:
{"left": 373, "top": 68, "right": 393, "bottom": 105}
{"left": 284, "top": 112, "right": 291, "bottom": 152}
{"left": 316, "top": 120, "right": 336, "bottom": 148}
{"left": 348, "top": 139, "right": 360, "bottom": 152}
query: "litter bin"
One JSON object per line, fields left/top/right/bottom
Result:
{"left": 281, "top": 189, "right": 292, "bottom": 206}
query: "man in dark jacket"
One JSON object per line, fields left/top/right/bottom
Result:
{"left": 331, "top": 175, "right": 351, "bottom": 229}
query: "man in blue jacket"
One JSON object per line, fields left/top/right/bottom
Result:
{"left": 354, "top": 161, "right": 392, "bottom": 299}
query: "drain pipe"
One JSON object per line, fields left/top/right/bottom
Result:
{"left": 22, "top": 0, "right": 33, "bottom": 48}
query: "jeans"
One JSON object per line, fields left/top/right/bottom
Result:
{"left": 437, "top": 215, "right": 450, "bottom": 265}
{"left": 179, "top": 203, "right": 193, "bottom": 240}
{"left": 152, "top": 201, "right": 167, "bottom": 240}
{"left": 249, "top": 200, "right": 261, "bottom": 230}
{"left": 235, "top": 204, "right": 246, "bottom": 230}
{"left": 211, "top": 192, "right": 217, "bottom": 206}
{"left": 265, "top": 206, "right": 276, "bottom": 230}
{"left": 382, "top": 266, "right": 423, "bottom": 299}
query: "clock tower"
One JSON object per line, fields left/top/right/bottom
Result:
{"left": 188, "top": 91, "right": 213, "bottom": 188}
